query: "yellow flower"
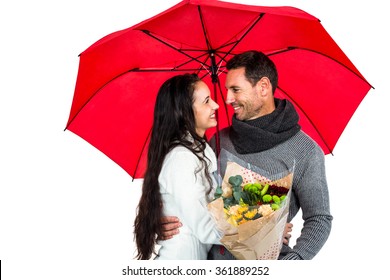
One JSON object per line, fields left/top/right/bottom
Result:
{"left": 232, "top": 213, "right": 243, "bottom": 222}
{"left": 238, "top": 205, "right": 248, "bottom": 214}
{"left": 244, "top": 208, "right": 258, "bottom": 219}
{"left": 227, "top": 215, "right": 239, "bottom": 226}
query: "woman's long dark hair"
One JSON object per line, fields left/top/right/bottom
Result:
{"left": 133, "top": 73, "right": 214, "bottom": 260}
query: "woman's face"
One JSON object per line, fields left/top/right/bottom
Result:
{"left": 192, "top": 81, "right": 219, "bottom": 137}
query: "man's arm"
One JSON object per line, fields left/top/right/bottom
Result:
{"left": 280, "top": 147, "right": 332, "bottom": 260}
{"left": 160, "top": 216, "right": 293, "bottom": 245}
{"left": 159, "top": 216, "right": 182, "bottom": 240}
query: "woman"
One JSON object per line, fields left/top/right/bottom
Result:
{"left": 134, "top": 73, "right": 222, "bottom": 260}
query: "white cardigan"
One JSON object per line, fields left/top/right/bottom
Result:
{"left": 155, "top": 143, "right": 222, "bottom": 260}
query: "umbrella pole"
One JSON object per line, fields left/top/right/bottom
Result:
{"left": 209, "top": 52, "right": 221, "bottom": 160}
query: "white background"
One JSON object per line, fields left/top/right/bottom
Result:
{"left": 1, "top": 1, "right": 388, "bottom": 279}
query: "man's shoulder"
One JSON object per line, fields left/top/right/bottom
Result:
{"left": 208, "top": 127, "right": 232, "bottom": 151}
{"left": 209, "top": 127, "right": 230, "bottom": 139}
{"left": 295, "top": 130, "right": 322, "bottom": 149}
{"left": 283, "top": 130, "right": 324, "bottom": 157}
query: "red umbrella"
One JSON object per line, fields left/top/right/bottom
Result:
{"left": 65, "top": 0, "right": 373, "bottom": 180}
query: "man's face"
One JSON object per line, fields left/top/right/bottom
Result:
{"left": 225, "top": 67, "right": 263, "bottom": 121}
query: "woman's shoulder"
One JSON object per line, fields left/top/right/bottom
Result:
{"left": 164, "top": 146, "right": 197, "bottom": 166}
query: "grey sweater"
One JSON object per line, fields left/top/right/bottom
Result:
{"left": 208, "top": 129, "right": 333, "bottom": 260}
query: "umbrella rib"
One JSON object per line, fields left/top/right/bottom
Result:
{"left": 174, "top": 51, "right": 210, "bottom": 70}
{"left": 219, "top": 13, "right": 265, "bottom": 64}
{"left": 271, "top": 47, "right": 374, "bottom": 155}
{"left": 268, "top": 47, "right": 374, "bottom": 89}
{"left": 212, "top": 13, "right": 265, "bottom": 78}
{"left": 270, "top": 46, "right": 375, "bottom": 155}
{"left": 132, "top": 126, "right": 152, "bottom": 181}
{"left": 129, "top": 68, "right": 205, "bottom": 72}
{"left": 216, "top": 76, "right": 230, "bottom": 127}
{"left": 64, "top": 71, "right": 134, "bottom": 130}
{"left": 276, "top": 85, "right": 333, "bottom": 155}
{"left": 65, "top": 67, "right": 192, "bottom": 130}
{"left": 197, "top": 5, "right": 213, "bottom": 51}
{"left": 64, "top": 63, "right": 213, "bottom": 131}
{"left": 141, "top": 30, "right": 211, "bottom": 69}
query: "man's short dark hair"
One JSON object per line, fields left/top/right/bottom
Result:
{"left": 226, "top": 50, "right": 278, "bottom": 93}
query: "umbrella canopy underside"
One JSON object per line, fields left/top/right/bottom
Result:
{"left": 66, "top": 0, "right": 373, "bottom": 179}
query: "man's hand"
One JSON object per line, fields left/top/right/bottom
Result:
{"left": 283, "top": 222, "right": 293, "bottom": 245}
{"left": 159, "top": 216, "right": 182, "bottom": 240}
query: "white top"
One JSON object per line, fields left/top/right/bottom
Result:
{"left": 155, "top": 143, "right": 222, "bottom": 260}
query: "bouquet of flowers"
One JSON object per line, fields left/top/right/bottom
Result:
{"left": 208, "top": 149, "right": 294, "bottom": 260}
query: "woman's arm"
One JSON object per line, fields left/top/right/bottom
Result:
{"left": 159, "top": 148, "right": 222, "bottom": 244}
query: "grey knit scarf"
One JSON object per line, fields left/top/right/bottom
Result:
{"left": 229, "top": 98, "right": 301, "bottom": 154}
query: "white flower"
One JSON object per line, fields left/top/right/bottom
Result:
{"left": 258, "top": 204, "right": 273, "bottom": 217}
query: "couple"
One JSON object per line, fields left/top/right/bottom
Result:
{"left": 134, "top": 50, "right": 333, "bottom": 260}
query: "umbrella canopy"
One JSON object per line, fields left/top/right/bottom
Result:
{"left": 65, "top": 0, "right": 373, "bottom": 180}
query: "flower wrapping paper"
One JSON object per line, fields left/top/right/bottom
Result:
{"left": 208, "top": 151, "right": 293, "bottom": 260}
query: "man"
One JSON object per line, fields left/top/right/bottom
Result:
{"left": 161, "top": 50, "right": 332, "bottom": 260}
